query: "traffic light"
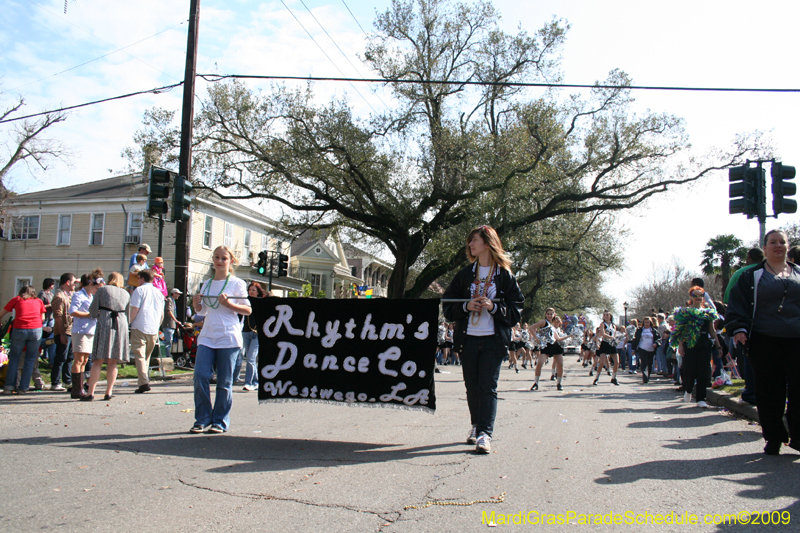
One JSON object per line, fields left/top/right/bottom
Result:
{"left": 276, "top": 253, "right": 289, "bottom": 277}
{"left": 256, "top": 251, "right": 268, "bottom": 275}
{"left": 171, "top": 175, "right": 193, "bottom": 223}
{"left": 728, "top": 165, "right": 758, "bottom": 218}
{"left": 771, "top": 162, "right": 797, "bottom": 215}
{"left": 148, "top": 167, "right": 173, "bottom": 217}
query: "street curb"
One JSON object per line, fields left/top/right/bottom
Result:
{"left": 707, "top": 389, "right": 759, "bottom": 423}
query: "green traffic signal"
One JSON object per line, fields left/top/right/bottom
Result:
{"left": 148, "top": 167, "right": 173, "bottom": 217}
{"left": 277, "top": 253, "right": 289, "bottom": 277}
{"left": 171, "top": 175, "right": 194, "bottom": 223}
{"left": 728, "top": 165, "right": 757, "bottom": 218}
{"left": 771, "top": 162, "right": 797, "bottom": 215}
{"left": 256, "top": 251, "right": 268, "bottom": 275}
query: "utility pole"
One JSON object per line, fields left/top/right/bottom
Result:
{"left": 175, "top": 0, "right": 200, "bottom": 322}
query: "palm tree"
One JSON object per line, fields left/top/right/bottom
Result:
{"left": 700, "top": 235, "right": 746, "bottom": 293}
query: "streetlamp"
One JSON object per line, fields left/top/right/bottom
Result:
{"left": 623, "top": 301, "right": 628, "bottom": 326}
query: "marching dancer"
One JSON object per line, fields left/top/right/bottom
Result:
{"left": 594, "top": 310, "right": 620, "bottom": 385}
{"left": 529, "top": 308, "right": 570, "bottom": 391}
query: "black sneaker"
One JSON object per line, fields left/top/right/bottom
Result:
{"left": 189, "top": 424, "right": 205, "bottom": 434}
{"left": 550, "top": 374, "right": 556, "bottom": 381}
{"left": 556, "top": 384, "right": 563, "bottom": 391}
{"left": 530, "top": 383, "right": 538, "bottom": 391}
{"left": 593, "top": 378, "right": 598, "bottom": 386}
{"left": 611, "top": 378, "right": 619, "bottom": 386}
{"left": 589, "top": 370, "right": 593, "bottom": 377}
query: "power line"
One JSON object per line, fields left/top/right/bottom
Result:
{"left": 0, "top": 82, "right": 183, "bottom": 124}
{"left": 23, "top": 0, "right": 184, "bottom": 82}
{"left": 4, "top": 73, "right": 797, "bottom": 126}
{"left": 197, "top": 73, "right": 800, "bottom": 93}
{"left": 341, "top": 0, "right": 369, "bottom": 36}
{"left": 278, "top": 0, "right": 379, "bottom": 115}
{"left": 4, "top": 20, "right": 188, "bottom": 94}
{"left": 298, "top": 0, "right": 390, "bottom": 110}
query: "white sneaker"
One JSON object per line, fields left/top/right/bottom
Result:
{"left": 476, "top": 433, "right": 492, "bottom": 454}
{"left": 683, "top": 392, "right": 692, "bottom": 403}
{"left": 242, "top": 385, "right": 255, "bottom": 391}
{"left": 466, "top": 426, "right": 478, "bottom": 445}
{"left": 51, "top": 384, "right": 66, "bottom": 392}
{"left": 697, "top": 401, "right": 708, "bottom": 408}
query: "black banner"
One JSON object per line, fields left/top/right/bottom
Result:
{"left": 253, "top": 297, "right": 438, "bottom": 413}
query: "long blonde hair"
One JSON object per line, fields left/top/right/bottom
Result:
{"left": 213, "top": 245, "right": 239, "bottom": 274}
{"left": 466, "top": 225, "right": 512, "bottom": 271}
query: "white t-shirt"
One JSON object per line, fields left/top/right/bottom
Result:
{"left": 638, "top": 328, "right": 655, "bottom": 351}
{"left": 130, "top": 283, "right": 165, "bottom": 335}
{"left": 196, "top": 276, "right": 250, "bottom": 349}
{"left": 466, "top": 265, "right": 496, "bottom": 337}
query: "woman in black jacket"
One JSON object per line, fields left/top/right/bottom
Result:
{"left": 632, "top": 317, "right": 660, "bottom": 384}
{"left": 726, "top": 229, "right": 800, "bottom": 455}
{"left": 443, "top": 225, "right": 524, "bottom": 455}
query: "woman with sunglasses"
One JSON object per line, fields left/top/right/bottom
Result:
{"left": 671, "top": 286, "right": 721, "bottom": 408}
{"left": 68, "top": 270, "right": 104, "bottom": 399}
{"left": 443, "top": 225, "right": 524, "bottom": 454}
{"left": 726, "top": 229, "right": 800, "bottom": 455}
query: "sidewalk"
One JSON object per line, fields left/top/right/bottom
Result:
{"left": 707, "top": 388, "right": 759, "bottom": 423}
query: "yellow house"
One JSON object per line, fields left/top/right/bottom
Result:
{"left": 0, "top": 173, "right": 304, "bottom": 308}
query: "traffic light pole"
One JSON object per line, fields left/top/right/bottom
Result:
{"left": 175, "top": 0, "right": 200, "bottom": 322}
{"left": 755, "top": 161, "right": 767, "bottom": 245}
{"left": 157, "top": 215, "right": 164, "bottom": 257}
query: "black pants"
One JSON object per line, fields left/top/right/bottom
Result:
{"left": 460, "top": 336, "right": 505, "bottom": 437}
{"left": 637, "top": 349, "right": 655, "bottom": 382}
{"left": 748, "top": 332, "right": 800, "bottom": 445}
{"left": 682, "top": 342, "right": 712, "bottom": 402}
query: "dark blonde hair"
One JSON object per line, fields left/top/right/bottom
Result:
{"left": 466, "top": 225, "right": 511, "bottom": 271}
{"left": 107, "top": 272, "right": 124, "bottom": 288}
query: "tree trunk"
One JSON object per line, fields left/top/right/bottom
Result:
{"left": 386, "top": 247, "right": 410, "bottom": 299}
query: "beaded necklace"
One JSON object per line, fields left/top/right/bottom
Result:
{"left": 202, "top": 274, "right": 231, "bottom": 310}
{"left": 470, "top": 262, "right": 496, "bottom": 325}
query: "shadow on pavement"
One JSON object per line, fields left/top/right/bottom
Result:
{"left": 2, "top": 432, "right": 468, "bottom": 473}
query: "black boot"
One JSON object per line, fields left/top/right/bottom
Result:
{"left": 70, "top": 372, "right": 84, "bottom": 399}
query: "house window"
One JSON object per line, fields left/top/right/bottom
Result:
{"left": 9, "top": 215, "right": 40, "bottom": 240}
{"left": 351, "top": 266, "right": 357, "bottom": 277}
{"left": 127, "top": 212, "right": 144, "bottom": 238}
{"left": 310, "top": 273, "right": 322, "bottom": 296}
{"left": 15, "top": 277, "right": 33, "bottom": 294}
{"left": 244, "top": 229, "right": 252, "bottom": 262}
{"left": 203, "top": 215, "right": 213, "bottom": 248}
{"left": 224, "top": 222, "right": 233, "bottom": 248}
{"left": 90, "top": 214, "right": 104, "bottom": 245}
{"left": 57, "top": 215, "right": 72, "bottom": 245}
{"left": 261, "top": 233, "right": 269, "bottom": 251}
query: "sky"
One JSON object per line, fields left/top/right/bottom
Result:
{"left": 2, "top": 0, "right": 799, "bottom": 312}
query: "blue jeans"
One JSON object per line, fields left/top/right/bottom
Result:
{"left": 6, "top": 327, "right": 42, "bottom": 391}
{"left": 626, "top": 343, "right": 636, "bottom": 371}
{"left": 460, "top": 335, "right": 505, "bottom": 437}
{"left": 240, "top": 331, "right": 259, "bottom": 388}
{"left": 53, "top": 335, "right": 72, "bottom": 386}
{"left": 162, "top": 328, "right": 175, "bottom": 350}
{"left": 194, "top": 345, "right": 239, "bottom": 430}
{"left": 41, "top": 318, "right": 56, "bottom": 365}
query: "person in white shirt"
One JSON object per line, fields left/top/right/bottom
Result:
{"left": 129, "top": 269, "right": 165, "bottom": 394}
{"left": 189, "top": 246, "right": 251, "bottom": 434}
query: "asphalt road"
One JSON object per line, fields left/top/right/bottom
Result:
{"left": 1, "top": 359, "right": 798, "bottom": 533}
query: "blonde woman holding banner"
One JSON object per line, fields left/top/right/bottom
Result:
{"left": 443, "top": 225, "right": 524, "bottom": 454}
{"left": 190, "top": 246, "right": 251, "bottom": 434}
